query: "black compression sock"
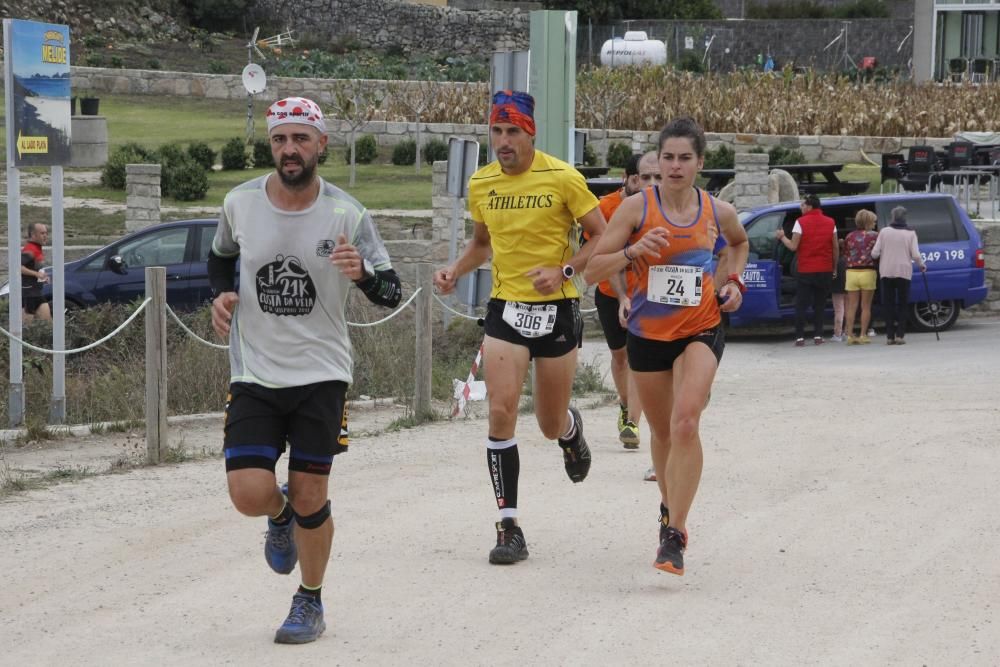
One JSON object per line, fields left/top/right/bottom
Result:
{"left": 487, "top": 437, "right": 519, "bottom": 512}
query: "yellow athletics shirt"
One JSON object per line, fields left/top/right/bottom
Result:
{"left": 467, "top": 149, "right": 599, "bottom": 302}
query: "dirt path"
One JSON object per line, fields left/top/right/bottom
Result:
{"left": 2, "top": 322, "right": 999, "bottom": 665}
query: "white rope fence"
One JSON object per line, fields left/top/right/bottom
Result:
{"left": 163, "top": 288, "right": 425, "bottom": 351}
{"left": 165, "top": 305, "right": 228, "bottom": 350}
{"left": 432, "top": 292, "right": 483, "bottom": 321}
{"left": 0, "top": 298, "right": 151, "bottom": 355}
{"left": 346, "top": 287, "right": 422, "bottom": 328}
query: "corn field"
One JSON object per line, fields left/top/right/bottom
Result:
{"left": 374, "top": 69, "right": 1000, "bottom": 137}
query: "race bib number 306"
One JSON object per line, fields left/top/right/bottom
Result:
{"left": 502, "top": 301, "right": 558, "bottom": 338}
{"left": 648, "top": 265, "right": 703, "bottom": 307}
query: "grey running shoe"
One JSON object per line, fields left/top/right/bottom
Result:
{"left": 274, "top": 592, "right": 326, "bottom": 644}
{"left": 560, "top": 406, "right": 591, "bottom": 483}
{"left": 489, "top": 518, "right": 529, "bottom": 564}
{"left": 654, "top": 525, "right": 688, "bottom": 576}
{"left": 619, "top": 420, "right": 640, "bottom": 449}
{"left": 265, "top": 484, "right": 297, "bottom": 575}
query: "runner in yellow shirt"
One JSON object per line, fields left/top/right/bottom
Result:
{"left": 434, "top": 90, "right": 606, "bottom": 565}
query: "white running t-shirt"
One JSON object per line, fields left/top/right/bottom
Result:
{"left": 212, "top": 174, "right": 392, "bottom": 387}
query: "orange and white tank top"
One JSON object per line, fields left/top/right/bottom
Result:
{"left": 626, "top": 186, "right": 721, "bottom": 342}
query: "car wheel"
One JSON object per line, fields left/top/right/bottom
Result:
{"left": 908, "top": 299, "right": 960, "bottom": 332}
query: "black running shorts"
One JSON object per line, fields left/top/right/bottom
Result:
{"left": 223, "top": 380, "right": 349, "bottom": 475}
{"left": 484, "top": 297, "right": 582, "bottom": 359}
{"left": 626, "top": 327, "right": 725, "bottom": 373}
{"left": 594, "top": 288, "right": 627, "bottom": 351}
{"left": 22, "top": 294, "right": 45, "bottom": 315}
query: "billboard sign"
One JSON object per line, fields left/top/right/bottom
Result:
{"left": 4, "top": 19, "right": 72, "bottom": 167}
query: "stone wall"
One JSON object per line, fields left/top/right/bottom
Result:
{"left": 125, "top": 164, "right": 162, "bottom": 232}
{"left": 969, "top": 222, "right": 1000, "bottom": 316}
{"left": 320, "top": 118, "right": 952, "bottom": 166}
{"left": 252, "top": 0, "right": 529, "bottom": 56}
{"left": 68, "top": 65, "right": 486, "bottom": 109}
{"left": 733, "top": 152, "right": 770, "bottom": 209}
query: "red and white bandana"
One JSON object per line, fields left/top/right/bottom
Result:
{"left": 265, "top": 97, "right": 327, "bottom": 135}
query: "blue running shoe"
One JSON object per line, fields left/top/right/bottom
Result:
{"left": 265, "top": 484, "right": 297, "bottom": 575}
{"left": 274, "top": 592, "right": 326, "bottom": 644}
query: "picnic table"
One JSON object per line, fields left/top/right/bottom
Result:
{"left": 699, "top": 169, "right": 735, "bottom": 193}
{"left": 777, "top": 163, "right": 870, "bottom": 196}
{"left": 584, "top": 177, "right": 622, "bottom": 197}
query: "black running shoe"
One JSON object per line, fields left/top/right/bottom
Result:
{"left": 654, "top": 525, "right": 687, "bottom": 575}
{"left": 488, "top": 518, "right": 529, "bottom": 564}
{"left": 560, "top": 406, "right": 591, "bottom": 483}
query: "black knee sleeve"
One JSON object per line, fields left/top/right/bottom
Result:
{"left": 294, "top": 500, "right": 331, "bottom": 529}
{"left": 487, "top": 441, "right": 519, "bottom": 511}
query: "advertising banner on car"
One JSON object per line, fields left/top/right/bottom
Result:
{"left": 3, "top": 19, "right": 72, "bottom": 167}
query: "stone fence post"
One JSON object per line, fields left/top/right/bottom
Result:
{"left": 733, "top": 153, "right": 769, "bottom": 210}
{"left": 126, "top": 164, "right": 162, "bottom": 231}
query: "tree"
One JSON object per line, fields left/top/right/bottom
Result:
{"left": 330, "top": 80, "right": 386, "bottom": 187}
{"left": 388, "top": 80, "right": 442, "bottom": 175}
{"left": 542, "top": 0, "right": 721, "bottom": 22}
{"left": 576, "top": 84, "right": 629, "bottom": 166}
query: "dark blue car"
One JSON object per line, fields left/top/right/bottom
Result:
{"left": 732, "top": 193, "right": 987, "bottom": 331}
{"left": 2, "top": 219, "right": 220, "bottom": 310}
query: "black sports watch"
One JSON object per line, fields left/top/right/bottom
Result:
{"left": 562, "top": 264, "right": 575, "bottom": 280}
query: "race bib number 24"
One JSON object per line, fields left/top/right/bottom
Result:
{"left": 648, "top": 264, "right": 703, "bottom": 307}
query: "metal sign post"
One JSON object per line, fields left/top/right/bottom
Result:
{"left": 445, "top": 137, "right": 481, "bottom": 324}
{"left": 4, "top": 18, "right": 72, "bottom": 426}
{"left": 529, "top": 10, "right": 578, "bottom": 164}
{"left": 488, "top": 51, "right": 530, "bottom": 162}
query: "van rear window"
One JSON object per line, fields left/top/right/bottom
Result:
{"left": 875, "top": 199, "right": 968, "bottom": 244}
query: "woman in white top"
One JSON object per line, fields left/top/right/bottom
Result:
{"left": 871, "top": 206, "right": 927, "bottom": 345}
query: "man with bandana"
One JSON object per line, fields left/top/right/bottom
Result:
{"left": 433, "top": 90, "right": 606, "bottom": 565}
{"left": 208, "top": 96, "right": 401, "bottom": 643}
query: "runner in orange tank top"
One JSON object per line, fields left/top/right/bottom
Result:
{"left": 585, "top": 117, "right": 749, "bottom": 577}
{"left": 585, "top": 151, "right": 660, "bottom": 453}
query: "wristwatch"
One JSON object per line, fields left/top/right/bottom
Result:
{"left": 562, "top": 264, "right": 575, "bottom": 280}
{"left": 725, "top": 273, "right": 747, "bottom": 294}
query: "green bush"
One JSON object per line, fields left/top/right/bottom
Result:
{"left": 166, "top": 157, "right": 210, "bottom": 201}
{"left": 767, "top": 145, "right": 807, "bottom": 165}
{"left": 676, "top": 51, "right": 705, "bottom": 73}
{"left": 253, "top": 138, "right": 274, "bottom": 168}
{"left": 84, "top": 53, "right": 103, "bottom": 67}
{"left": 187, "top": 141, "right": 216, "bottom": 171}
{"left": 392, "top": 139, "right": 417, "bottom": 166}
{"left": 100, "top": 142, "right": 154, "bottom": 190}
{"left": 318, "top": 146, "right": 329, "bottom": 165}
{"left": 220, "top": 137, "right": 247, "bottom": 170}
{"left": 345, "top": 134, "right": 378, "bottom": 165}
{"left": 606, "top": 141, "right": 632, "bottom": 168}
{"left": 703, "top": 144, "right": 735, "bottom": 169}
{"left": 423, "top": 138, "right": 449, "bottom": 164}
{"left": 583, "top": 142, "right": 598, "bottom": 167}
{"left": 746, "top": 0, "right": 887, "bottom": 18}
{"left": 479, "top": 142, "right": 489, "bottom": 165}
{"left": 152, "top": 143, "right": 187, "bottom": 195}
{"left": 179, "top": 0, "right": 252, "bottom": 32}
{"left": 207, "top": 61, "right": 227, "bottom": 74}
{"left": 147, "top": 59, "right": 161, "bottom": 70}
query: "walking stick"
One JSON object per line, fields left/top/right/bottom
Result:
{"left": 920, "top": 269, "right": 940, "bottom": 341}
